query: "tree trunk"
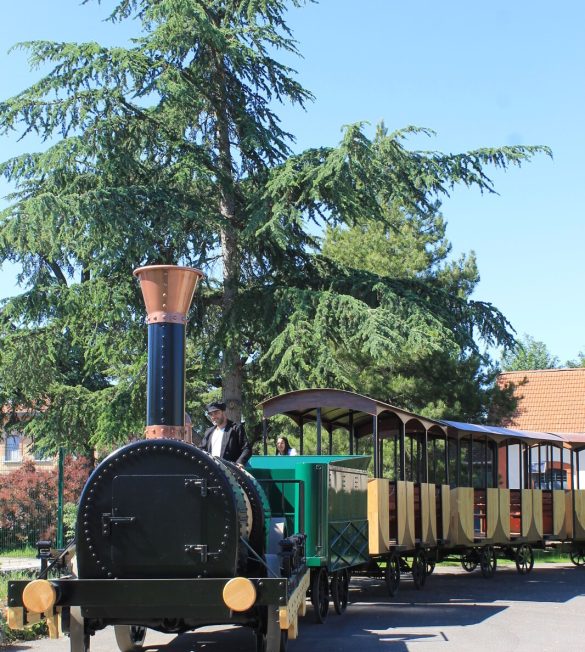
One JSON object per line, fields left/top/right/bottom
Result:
{"left": 214, "top": 52, "right": 243, "bottom": 423}
{"left": 220, "top": 220, "right": 243, "bottom": 423}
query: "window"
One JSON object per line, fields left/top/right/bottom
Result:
{"left": 32, "top": 442, "right": 52, "bottom": 462}
{"left": 5, "top": 434, "right": 22, "bottom": 462}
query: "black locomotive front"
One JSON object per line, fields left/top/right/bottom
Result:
{"left": 76, "top": 440, "right": 261, "bottom": 582}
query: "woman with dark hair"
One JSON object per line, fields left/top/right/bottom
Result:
{"left": 276, "top": 436, "right": 297, "bottom": 456}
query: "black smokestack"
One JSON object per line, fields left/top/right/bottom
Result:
{"left": 133, "top": 265, "right": 204, "bottom": 439}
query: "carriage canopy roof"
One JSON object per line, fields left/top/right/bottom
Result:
{"left": 259, "top": 388, "right": 577, "bottom": 447}
{"left": 258, "top": 388, "right": 443, "bottom": 436}
{"left": 440, "top": 420, "right": 567, "bottom": 444}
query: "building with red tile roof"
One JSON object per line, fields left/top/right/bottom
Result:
{"left": 497, "top": 368, "right": 585, "bottom": 433}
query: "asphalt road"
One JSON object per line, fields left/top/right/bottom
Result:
{"left": 6, "top": 564, "right": 585, "bottom": 652}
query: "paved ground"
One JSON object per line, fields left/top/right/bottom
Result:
{"left": 3, "top": 563, "right": 585, "bottom": 652}
{"left": 0, "top": 559, "right": 40, "bottom": 573}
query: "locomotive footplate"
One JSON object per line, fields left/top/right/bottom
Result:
{"left": 8, "top": 576, "right": 294, "bottom": 623}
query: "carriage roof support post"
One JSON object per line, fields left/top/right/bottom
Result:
{"left": 456, "top": 435, "right": 461, "bottom": 487}
{"left": 519, "top": 442, "right": 524, "bottom": 489}
{"left": 560, "top": 445, "right": 565, "bottom": 489}
{"left": 575, "top": 448, "right": 580, "bottom": 490}
{"left": 468, "top": 434, "right": 473, "bottom": 487}
{"left": 423, "top": 430, "right": 429, "bottom": 483}
{"left": 399, "top": 421, "right": 406, "bottom": 481}
{"left": 262, "top": 418, "right": 268, "bottom": 455}
{"left": 348, "top": 410, "right": 354, "bottom": 455}
{"left": 491, "top": 441, "right": 497, "bottom": 488}
{"left": 316, "top": 407, "right": 322, "bottom": 455}
{"left": 444, "top": 430, "right": 450, "bottom": 486}
{"left": 570, "top": 445, "right": 576, "bottom": 492}
{"left": 483, "top": 436, "right": 488, "bottom": 488}
{"left": 327, "top": 424, "right": 333, "bottom": 455}
{"left": 538, "top": 445, "right": 542, "bottom": 489}
{"left": 372, "top": 415, "right": 379, "bottom": 478}
{"left": 379, "top": 431, "right": 384, "bottom": 478}
{"left": 394, "top": 430, "right": 399, "bottom": 482}
{"left": 299, "top": 417, "right": 304, "bottom": 455}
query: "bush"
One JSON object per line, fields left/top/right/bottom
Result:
{"left": 0, "top": 456, "right": 92, "bottom": 549}
{"left": 0, "top": 611, "right": 47, "bottom": 643}
{"left": 63, "top": 502, "right": 78, "bottom": 541}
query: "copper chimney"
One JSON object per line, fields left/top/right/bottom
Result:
{"left": 133, "top": 265, "right": 204, "bottom": 439}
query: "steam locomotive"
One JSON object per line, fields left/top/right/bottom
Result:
{"left": 5, "top": 266, "right": 366, "bottom": 652}
{"left": 7, "top": 265, "right": 585, "bottom": 652}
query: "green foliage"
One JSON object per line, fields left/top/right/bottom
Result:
{"left": 63, "top": 502, "right": 78, "bottom": 540}
{"left": 0, "top": 0, "right": 549, "bottom": 451}
{"left": 501, "top": 334, "right": 559, "bottom": 371}
{"left": 566, "top": 351, "right": 585, "bottom": 368}
{"left": 317, "top": 199, "right": 516, "bottom": 421}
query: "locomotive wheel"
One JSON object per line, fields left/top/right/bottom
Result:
{"left": 515, "top": 544, "right": 534, "bottom": 575}
{"left": 69, "top": 606, "right": 90, "bottom": 652}
{"left": 311, "top": 568, "right": 329, "bottom": 623}
{"left": 114, "top": 625, "right": 147, "bottom": 651}
{"left": 461, "top": 550, "right": 479, "bottom": 572}
{"left": 411, "top": 551, "right": 426, "bottom": 589}
{"left": 570, "top": 547, "right": 585, "bottom": 567}
{"left": 384, "top": 554, "right": 401, "bottom": 597}
{"left": 331, "top": 569, "right": 349, "bottom": 614}
{"left": 256, "top": 605, "right": 286, "bottom": 652}
{"left": 480, "top": 546, "right": 497, "bottom": 579}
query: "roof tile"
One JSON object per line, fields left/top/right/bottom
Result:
{"left": 497, "top": 368, "right": 585, "bottom": 433}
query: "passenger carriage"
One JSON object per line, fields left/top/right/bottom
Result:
{"left": 257, "top": 389, "right": 451, "bottom": 596}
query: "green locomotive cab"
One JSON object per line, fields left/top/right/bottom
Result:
{"left": 249, "top": 454, "right": 369, "bottom": 622}
{"left": 249, "top": 455, "right": 370, "bottom": 569}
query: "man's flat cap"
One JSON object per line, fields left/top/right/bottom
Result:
{"left": 206, "top": 401, "right": 226, "bottom": 413}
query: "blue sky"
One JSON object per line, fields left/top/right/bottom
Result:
{"left": 0, "top": 0, "right": 583, "bottom": 363}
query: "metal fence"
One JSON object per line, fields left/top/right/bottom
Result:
{"left": 0, "top": 447, "right": 93, "bottom": 554}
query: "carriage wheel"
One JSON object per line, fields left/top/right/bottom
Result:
{"left": 480, "top": 546, "right": 497, "bottom": 579}
{"left": 461, "top": 550, "right": 478, "bottom": 572}
{"left": 411, "top": 551, "right": 427, "bottom": 589}
{"left": 311, "top": 568, "right": 329, "bottom": 623}
{"left": 515, "top": 544, "right": 534, "bottom": 575}
{"left": 114, "top": 625, "right": 147, "bottom": 651}
{"left": 69, "top": 606, "right": 90, "bottom": 652}
{"left": 384, "top": 554, "right": 401, "bottom": 597}
{"left": 331, "top": 569, "right": 349, "bottom": 614}
{"left": 570, "top": 547, "right": 585, "bottom": 567}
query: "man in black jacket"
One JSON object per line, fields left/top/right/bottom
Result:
{"left": 200, "top": 401, "right": 252, "bottom": 466}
